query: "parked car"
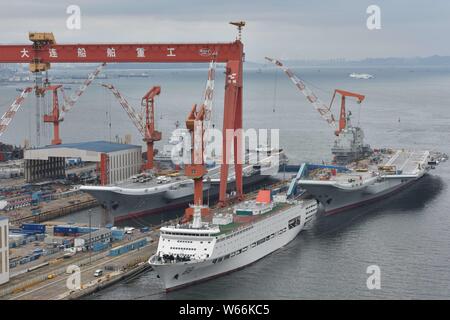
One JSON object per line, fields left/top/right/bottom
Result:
{"left": 94, "top": 269, "right": 103, "bottom": 277}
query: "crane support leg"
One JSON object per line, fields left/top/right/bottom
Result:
{"left": 219, "top": 60, "right": 243, "bottom": 206}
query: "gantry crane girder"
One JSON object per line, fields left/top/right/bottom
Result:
{"left": 0, "top": 33, "right": 244, "bottom": 202}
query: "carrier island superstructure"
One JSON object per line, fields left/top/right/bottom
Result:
{"left": 266, "top": 57, "right": 447, "bottom": 215}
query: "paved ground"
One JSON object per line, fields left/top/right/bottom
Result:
{"left": 9, "top": 241, "right": 158, "bottom": 300}
{"left": 1, "top": 229, "right": 159, "bottom": 300}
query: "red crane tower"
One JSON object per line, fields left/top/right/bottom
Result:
{"left": 266, "top": 57, "right": 366, "bottom": 136}
{"left": 42, "top": 85, "right": 63, "bottom": 145}
{"left": 330, "top": 89, "right": 365, "bottom": 135}
{"left": 141, "top": 86, "right": 162, "bottom": 170}
{"left": 183, "top": 103, "right": 209, "bottom": 223}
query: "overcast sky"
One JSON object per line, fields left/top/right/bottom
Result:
{"left": 1, "top": 0, "right": 449, "bottom": 61}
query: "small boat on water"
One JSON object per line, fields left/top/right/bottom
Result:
{"left": 349, "top": 72, "right": 374, "bottom": 79}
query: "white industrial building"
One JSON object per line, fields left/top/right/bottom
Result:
{"left": 0, "top": 216, "right": 9, "bottom": 285}
{"left": 24, "top": 141, "right": 142, "bottom": 184}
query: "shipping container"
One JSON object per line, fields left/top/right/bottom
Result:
{"left": 92, "top": 242, "right": 109, "bottom": 252}
{"left": 22, "top": 223, "right": 46, "bottom": 233}
{"left": 111, "top": 229, "right": 125, "bottom": 241}
{"left": 77, "top": 227, "right": 99, "bottom": 234}
{"left": 53, "top": 225, "right": 79, "bottom": 235}
{"left": 109, "top": 238, "right": 148, "bottom": 256}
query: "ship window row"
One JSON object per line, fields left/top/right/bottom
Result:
{"left": 170, "top": 247, "right": 196, "bottom": 251}
{"left": 177, "top": 240, "right": 193, "bottom": 243}
{"left": 163, "top": 232, "right": 213, "bottom": 237}
{"left": 212, "top": 227, "right": 288, "bottom": 264}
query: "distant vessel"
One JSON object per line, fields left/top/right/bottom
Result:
{"left": 349, "top": 72, "right": 374, "bottom": 79}
{"left": 149, "top": 188, "right": 318, "bottom": 290}
{"left": 118, "top": 72, "right": 150, "bottom": 78}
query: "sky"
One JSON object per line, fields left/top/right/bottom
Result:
{"left": 0, "top": 0, "right": 449, "bottom": 62}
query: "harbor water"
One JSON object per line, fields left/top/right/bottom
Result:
{"left": 1, "top": 65, "right": 450, "bottom": 299}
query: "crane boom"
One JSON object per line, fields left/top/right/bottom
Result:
{"left": 59, "top": 62, "right": 106, "bottom": 120}
{"left": 0, "top": 87, "right": 33, "bottom": 138}
{"left": 265, "top": 57, "right": 336, "bottom": 128}
{"left": 201, "top": 60, "right": 216, "bottom": 158}
{"left": 101, "top": 84, "right": 145, "bottom": 137}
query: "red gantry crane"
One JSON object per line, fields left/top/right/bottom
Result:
{"left": 329, "top": 89, "right": 365, "bottom": 135}
{"left": 265, "top": 57, "right": 365, "bottom": 136}
{"left": 141, "top": 86, "right": 162, "bottom": 170}
{"left": 183, "top": 103, "right": 209, "bottom": 224}
{"left": 0, "top": 29, "right": 245, "bottom": 204}
{"left": 41, "top": 85, "right": 63, "bottom": 145}
{"left": 102, "top": 83, "right": 162, "bottom": 170}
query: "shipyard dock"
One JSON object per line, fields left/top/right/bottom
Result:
{"left": 0, "top": 223, "right": 159, "bottom": 300}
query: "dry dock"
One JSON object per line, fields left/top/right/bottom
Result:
{"left": 10, "top": 193, "right": 98, "bottom": 224}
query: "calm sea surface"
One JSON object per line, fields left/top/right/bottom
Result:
{"left": 2, "top": 65, "right": 450, "bottom": 299}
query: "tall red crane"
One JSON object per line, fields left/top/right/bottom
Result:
{"left": 101, "top": 84, "right": 161, "bottom": 170}
{"left": 183, "top": 103, "right": 209, "bottom": 224}
{"left": 141, "top": 86, "right": 162, "bottom": 170}
{"left": 0, "top": 30, "right": 244, "bottom": 205}
{"left": 42, "top": 85, "right": 63, "bottom": 145}
{"left": 265, "top": 57, "right": 365, "bottom": 136}
{"left": 330, "top": 89, "right": 365, "bottom": 135}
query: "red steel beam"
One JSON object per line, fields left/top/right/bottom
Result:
{"left": 0, "top": 42, "right": 243, "bottom": 63}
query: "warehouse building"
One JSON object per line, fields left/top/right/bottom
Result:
{"left": 0, "top": 216, "right": 9, "bottom": 285}
{"left": 24, "top": 141, "right": 142, "bottom": 185}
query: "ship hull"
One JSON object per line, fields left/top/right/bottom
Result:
{"left": 300, "top": 174, "right": 425, "bottom": 215}
{"left": 150, "top": 201, "right": 316, "bottom": 290}
{"left": 83, "top": 172, "right": 271, "bottom": 222}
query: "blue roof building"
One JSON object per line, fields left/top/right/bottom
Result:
{"left": 24, "top": 141, "right": 142, "bottom": 184}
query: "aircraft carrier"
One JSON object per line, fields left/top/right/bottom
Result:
{"left": 266, "top": 57, "right": 447, "bottom": 216}
{"left": 80, "top": 148, "right": 286, "bottom": 222}
{"left": 297, "top": 125, "right": 447, "bottom": 214}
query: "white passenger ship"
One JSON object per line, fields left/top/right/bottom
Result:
{"left": 149, "top": 189, "right": 318, "bottom": 290}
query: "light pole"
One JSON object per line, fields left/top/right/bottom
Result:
{"left": 88, "top": 209, "right": 92, "bottom": 265}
